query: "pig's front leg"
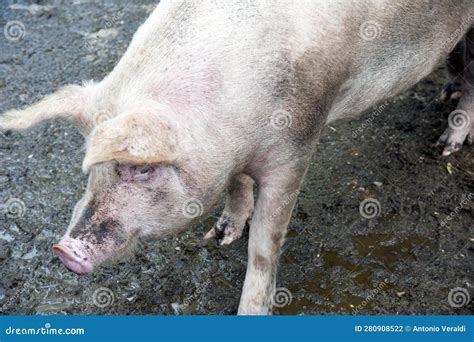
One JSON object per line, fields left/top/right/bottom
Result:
{"left": 438, "top": 28, "right": 474, "bottom": 155}
{"left": 204, "top": 173, "right": 254, "bottom": 245}
{"left": 237, "top": 160, "right": 307, "bottom": 315}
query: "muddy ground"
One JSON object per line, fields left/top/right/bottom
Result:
{"left": 0, "top": 0, "right": 473, "bottom": 315}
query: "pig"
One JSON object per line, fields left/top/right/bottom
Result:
{"left": 1, "top": 0, "right": 473, "bottom": 315}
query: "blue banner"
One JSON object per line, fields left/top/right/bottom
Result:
{"left": 0, "top": 315, "right": 472, "bottom": 342}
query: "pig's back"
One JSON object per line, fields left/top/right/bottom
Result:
{"left": 102, "top": 0, "right": 472, "bottom": 147}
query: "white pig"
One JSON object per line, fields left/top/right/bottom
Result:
{"left": 1, "top": 0, "right": 473, "bottom": 314}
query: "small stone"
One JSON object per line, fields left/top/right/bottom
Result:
{"left": 9, "top": 4, "right": 57, "bottom": 17}
{"left": 8, "top": 223, "right": 20, "bottom": 234}
{"left": 373, "top": 181, "right": 383, "bottom": 187}
{"left": 0, "top": 242, "right": 11, "bottom": 260}
{"left": 380, "top": 238, "right": 397, "bottom": 247}
{"left": 396, "top": 291, "right": 406, "bottom": 297}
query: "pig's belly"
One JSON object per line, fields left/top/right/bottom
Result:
{"left": 319, "top": 0, "right": 471, "bottom": 124}
{"left": 325, "top": 48, "right": 446, "bottom": 124}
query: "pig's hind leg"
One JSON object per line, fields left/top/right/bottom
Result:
{"left": 204, "top": 173, "right": 254, "bottom": 245}
{"left": 438, "top": 28, "right": 474, "bottom": 155}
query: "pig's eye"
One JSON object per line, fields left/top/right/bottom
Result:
{"left": 118, "top": 164, "right": 156, "bottom": 182}
{"left": 138, "top": 166, "right": 153, "bottom": 175}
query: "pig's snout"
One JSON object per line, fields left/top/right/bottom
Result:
{"left": 52, "top": 244, "right": 94, "bottom": 275}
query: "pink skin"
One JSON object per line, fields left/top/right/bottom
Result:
{"left": 52, "top": 242, "right": 94, "bottom": 275}
{"left": 52, "top": 164, "right": 161, "bottom": 274}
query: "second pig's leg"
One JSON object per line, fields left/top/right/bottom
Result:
{"left": 204, "top": 173, "right": 254, "bottom": 245}
{"left": 438, "top": 28, "right": 474, "bottom": 155}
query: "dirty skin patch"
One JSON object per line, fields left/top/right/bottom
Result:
{"left": 253, "top": 254, "right": 271, "bottom": 272}
{"left": 71, "top": 210, "right": 125, "bottom": 250}
{"left": 214, "top": 214, "right": 231, "bottom": 244}
{"left": 70, "top": 200, "right": 97, "bottom": 239}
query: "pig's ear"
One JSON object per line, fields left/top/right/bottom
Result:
{"left": 0, "top": 83, "right": 93, "bottom": 132}
{"left": 82, "top": 111, "right": 178, "bottom": 172}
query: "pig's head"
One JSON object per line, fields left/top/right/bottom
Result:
{"left": 0, "top": 83, "right": 222, "bottom": 274}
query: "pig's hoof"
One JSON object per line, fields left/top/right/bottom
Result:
{"left": 204, "top": 214, "right": 247, "bottom": 246}
{"left": 437, "top": 126, "right": 473, "bottom": 156}
{"left": 440, "top": 82, "right": 462, "bottom": 102}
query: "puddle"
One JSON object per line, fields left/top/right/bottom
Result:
{"left": 352, "top": 234, "right": 432, "bottom": 269}
{"left": 276, "top": 234, "right": 431, "bottom": 313}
